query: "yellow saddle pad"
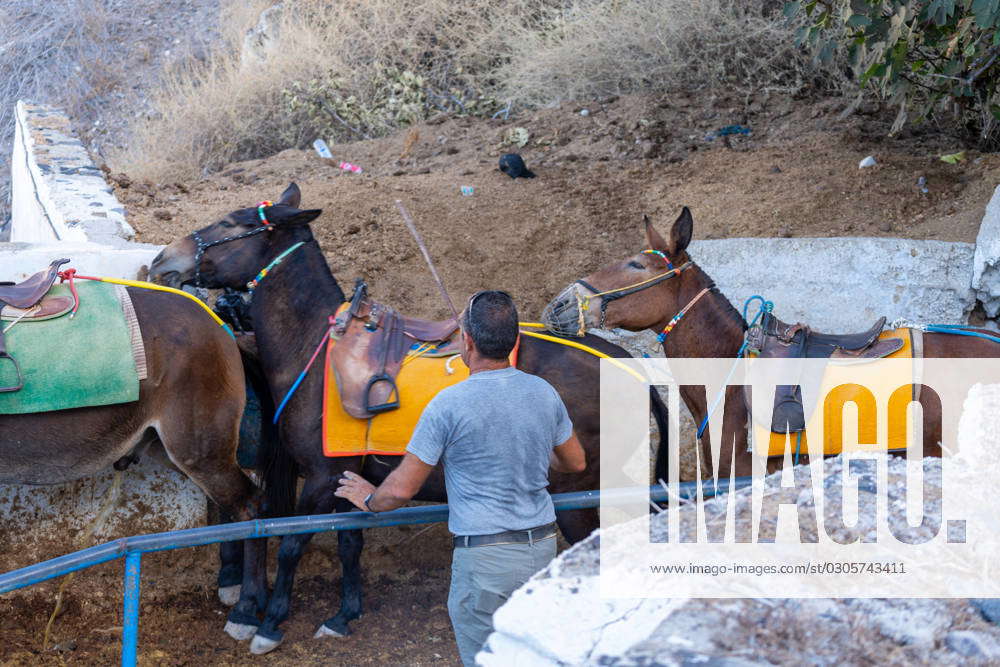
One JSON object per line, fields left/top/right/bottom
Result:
{"left": 753, "top": 328, "right": 918, "bottom": 458}
{"left": 322, "top": 343, "right": 469, "bottom": 457}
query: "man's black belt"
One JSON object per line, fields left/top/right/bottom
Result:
{"left": 453, "top": 522, "right": 557, "bottom": 548}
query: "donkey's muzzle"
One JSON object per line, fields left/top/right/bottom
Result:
{"left": 542, "top": 284, "right": 591, "bottom": 338}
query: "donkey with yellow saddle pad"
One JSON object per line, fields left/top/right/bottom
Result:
{"left": 148, "top": 182, "right": 671, "bottom": 652}
{"left": 546, "top": 205, "right": 1000, "bottom": 478}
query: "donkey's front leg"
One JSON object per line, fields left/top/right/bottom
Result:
{"left": 315, "top": 518, "right": 365, "bottom": 639}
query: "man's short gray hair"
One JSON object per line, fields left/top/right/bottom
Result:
{"left": 463, "top": 291, "right": 519, "bottom": 359}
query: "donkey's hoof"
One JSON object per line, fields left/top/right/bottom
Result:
{"left": 224, "top": 621, "right": 258, "bottom": 641}
{"left": 218, "top": 585, "right": 241, "bottom": 607}
{"left": 250, "top": 633, "right": 282, "bottom": 655}
{"left": 314, "top": 623, "right": 347, "bottom": 640}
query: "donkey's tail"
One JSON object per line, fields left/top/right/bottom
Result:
{"left": 649, "top": 386, "right": 670, "bottom": 486}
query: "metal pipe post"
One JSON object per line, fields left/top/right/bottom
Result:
{"left": 121, "top": 551, "right": 142, "bottom": 667}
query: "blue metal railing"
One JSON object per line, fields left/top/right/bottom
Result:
{"left": 0, "top": 477, "right": 751, "bottom": 664}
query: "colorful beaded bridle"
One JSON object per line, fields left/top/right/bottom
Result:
{"left": 572, "top": 249, "right": 712, "bottom": 342}
{"left": 191, "top": 201, "right": 277, "bottom": 288}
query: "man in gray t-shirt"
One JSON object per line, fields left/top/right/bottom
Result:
{"left": 336, "top": 290, "right": 585, "bottom": 666}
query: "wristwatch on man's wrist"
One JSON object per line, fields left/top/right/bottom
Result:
{"left": 363, "top": 492, "right": 376, "bottom": 512}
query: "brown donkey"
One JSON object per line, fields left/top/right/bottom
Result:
{"left": 0, "top": 287, "right": 269, "bottom": 626}
{"left": 544, "top": 207, "right": 1000, "bottom": 477}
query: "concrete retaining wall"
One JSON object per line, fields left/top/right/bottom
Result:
{"left": 2, "top": 102, "right": 204, "bottom": 565}
{"left": 0, "top": 457, "right": 206, "bottom": 573}
{"left": 694, "top": 236, "right": 975, "bottom": 331}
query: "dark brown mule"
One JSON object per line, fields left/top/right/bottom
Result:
{"left": 545, "top": 207, "right": 1000, "bottom": 477}
{"left": 0, "top": 286, "right": 269, "bottom": 622}
{"left": 148, "top": 183, "right": 670, "bottom": 655}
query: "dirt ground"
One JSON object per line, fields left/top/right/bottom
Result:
{"left": 1, "top": 521, "right": 463, "bottom": 665}
{"left": 117, "top": 92, "right": 1000, "bottom": 320}
{"left": 7, "top": 92, "right": 998, "bottom": 665}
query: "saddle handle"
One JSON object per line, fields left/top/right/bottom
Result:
{"left": 364, "top": 373, "right": 400, "bottom": 414}
{"left": 0, "top": 352, "right": 25, "bottom": 393}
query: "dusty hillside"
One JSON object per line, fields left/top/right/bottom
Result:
{"left": 117, "top": 93, "right": 1000, "bottom": 320}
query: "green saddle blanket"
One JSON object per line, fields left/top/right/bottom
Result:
{"left": 0, "top": 281, "right": 141, "bottom": 414}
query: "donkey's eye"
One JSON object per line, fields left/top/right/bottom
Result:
{"left": 628, "top": 260, "right": 645, "bottom": 270}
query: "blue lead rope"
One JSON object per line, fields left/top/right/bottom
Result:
{"left": 273, "top": 322, "right": 335, "bottom": 424}
{"left": 695, "top": 295, "right": 772, "bottom": 439}
{"left": 923, "top": 324, "right": 1000, "bottom": 344}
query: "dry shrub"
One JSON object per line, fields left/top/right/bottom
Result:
{"left": 114, "top": 0, "right": 842, "bottom": 182}
{"left": 0, "top": 0, "right": 140, "bottom": 226}
{"left": 494, "top": 0, "right": 838, "bottom": 105}
{"left": 113, "top": 0, "right": 533, "bottom": 181}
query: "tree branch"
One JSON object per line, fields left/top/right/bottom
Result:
{"left": 317, "top": 99, "right": 372, "bottom": 140}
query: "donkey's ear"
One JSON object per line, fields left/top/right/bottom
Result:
{"left": 272, "top": 208, "right": 322, "bottom": 226}
{"left": 668, "top": 207, "right": 693, "bottom": 255}
{"left": 644, "top": 214, "right": 669, "bottom": 253}
{"left": 276, "top": 182, "right": 302, "bottom": 208}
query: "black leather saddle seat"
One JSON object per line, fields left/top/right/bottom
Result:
{"left": 749, "top": 312, "right": 904, "bottom": 435}
{"left": 762, "top": 313, "right": 887, "bottom": 357}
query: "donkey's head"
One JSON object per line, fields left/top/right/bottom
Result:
{"left": 543, "top": 207, "right": 695, "bottom": 336}
{"left": 149, "top": 183, "right": 322, "bottom": 290}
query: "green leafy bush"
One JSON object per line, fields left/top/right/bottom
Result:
{"left": 282, "top": 67, "right": 497, "bottom": 141}
{"left": 786, "top": 0, "right": 1000, "bottom": 146}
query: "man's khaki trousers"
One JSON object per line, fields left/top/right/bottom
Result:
{"left": 447, "top": 537, "right": 557, "bottom": 666}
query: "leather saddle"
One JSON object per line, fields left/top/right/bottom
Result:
{"left": 0, "top": 259, "right": 72, "bottom": 393}
{"left": 330, "top": 280, "right": 459, "bottom": 419}
{"left": 745, "top": 312, "right": 904, "bottom": 434}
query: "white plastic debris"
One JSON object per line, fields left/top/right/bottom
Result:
{"left": 313, "top": 139, "right": 333, "bottom": 159}
{"left": 579, "top": 109, "right": 590, "bottom": 117}
{"left": 859, "top": 155, "right": 877, "bottom": 168}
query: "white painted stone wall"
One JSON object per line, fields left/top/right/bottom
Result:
{"left": 0, "top": 457, "right": 207, "bottom": 573}
{"left": 693, "top": 237, "right": 975, "bottom": 331}
{"left": 2, "top": 102, "right": 206, "bottom": 567}
{"left": 0, "top": 241, "right": 161, "bottom": 281}
{"left": 9, "top": 101, "right": 136, "bottom": 246}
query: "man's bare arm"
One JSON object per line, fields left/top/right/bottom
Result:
{"left": 335, "top": 452, "right": 435, "bottom": 512}
{"left": 550, "top": 432, "right": 586, "bottom": 473}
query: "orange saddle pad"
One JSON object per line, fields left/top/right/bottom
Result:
{"left": 323, "top": 333, "right": 479, "bottom": 456}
